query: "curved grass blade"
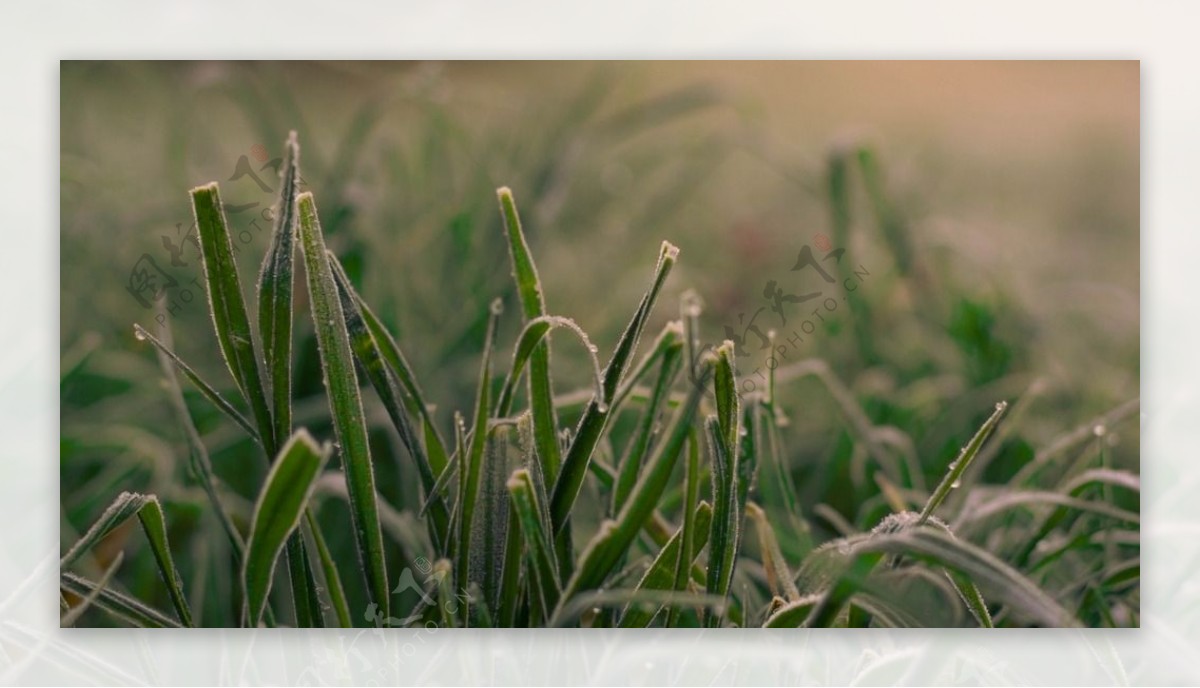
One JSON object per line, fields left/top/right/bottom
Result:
{"left": 256, "top": 130, "right": 300, "bottom": 451}
{"left": 853, "top": 528, "right": 1078, "bottom": 627}
{"left": 495, "top": 315, "right": 603, "bottom": 419}
{"left": 191, "top": 182, "right": 274, "bottom": 453}
{"left": 242, "top": 429, "right": 332, "bottom": 627}
{"left": 132, "top": 324, "right": 259, "bottom": 443}
{"left": 498, "top": 187, "right": 562, "bottom": 483}
{"left": 551, "top": 241, "right": 680, "bottom": 533}
{"left": 137, "top": 497, "right": 194, "bottom": 627}
{"left": 296, "top": 191, "right": 390, "bottom": 622}
{"left": 60, "top": 572, "right": 181, "bottom": 629}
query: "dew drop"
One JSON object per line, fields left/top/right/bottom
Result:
{"left": 950, "top": 478, "right": 962, "bottom": 489}
{"left": 588, "top": 344, "right": 599, "bottom": 354}
{"left": 133, "top": 327, "right": 146, "bottom": 341}
{"left": 1092, "top": 424, "right": 1108, "bottom": 437}
{"left": 595, "top": 401, "right": 609, "bottom": 414}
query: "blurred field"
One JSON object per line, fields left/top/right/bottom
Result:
{"left": 59, "top": 61, "right": 1138, "bottom": 627}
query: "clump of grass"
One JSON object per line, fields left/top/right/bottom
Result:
{"left": 60, "top": 133, "right": 1139, "bottom": 629}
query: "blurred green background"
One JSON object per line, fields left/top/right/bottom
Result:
{"left": 60, "top": 61, "right": 1138, "bottom": 625}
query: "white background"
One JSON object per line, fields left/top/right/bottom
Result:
{"left": 3, "top": 1, "right": 1198, "bottom": 685}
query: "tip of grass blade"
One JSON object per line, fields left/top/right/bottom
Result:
{"left": 190, "top": 181, "right": 219, "bottom": 196}
{"left": 716, "top": 340, "right": 735, "bottom": 360}
{"left": 660, "top": 241, "right": 680, "bottom": 265}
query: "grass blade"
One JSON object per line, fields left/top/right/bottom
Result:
{"left": 296, "top": 190, "right": 390, "bottom": 622}
{"left": 495, "top": 315, "right": 603, "bottom": 419}
{"left": 242, "top": 429, "right": 332, "bottom": 627}
{"left": 508, "top": 468, "right": 561, "bottom": 620}
{"left": 61, "top": 552, "right": 123, "bottom": 627}
{"left": 613, "top": 340, "right": 683, "bottom": 515}
{"left": 191, "top": 182, "right": 274, "bottom": 453}
{"left": 455, "top": 299, "right": 502, "bottom": 605}
{"left": 60, "top": 572, "right": 181, "bottom": 629}
{"left": 619, "top": 501, "right": 712, "bottom": 627}
{"left": 136, "top": 497, "right": 194, "bottom": 627}
{"left": 558, "top": 356, "right": 712, "bottom": 605}
{"left": 330, "top": 253, "right": 450, "bottom": 550}
{"left": 855, "top": 528, "right": 1077, "bottom": 627}
{"left": 132, "top": 324, "right": 259, "bottom": 443}
{"left": 303, "top": 512, "right": 352, "bottom": 628}
{"left": 61, "top": 491, "right": 149, "bottom": 568}
{"left": 256, "top": 131, "right": 300, "bottom": 451}
{"left": 918, "top": 401, "right": 1008, "bottom": 525}
{"left": 551, "top": 240, "right": 680, "bottom": 533}
{"left": 498, "top": 187, "right": 562, "bottom": 483}
{"left": 747, "top": 501, "right": 799, "bottom": 602}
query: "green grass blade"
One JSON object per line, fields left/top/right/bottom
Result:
{"left": 611, "top": 321, "right": 683, "bottom": 413}
{"left": 341, "top": 261, "right": 452, "bottom": 479}
{"left": 495, "top": 315, "right": 603, "bottom": 419}
{"left": 618, "top": 501, "right": 712, "bottom": 627}
{"left": 284, "top": 535, "right": 322, "bottom": 627}
{"left": 256, "top": 131, "right": 301, "bottom": 451}
{"left": 455, "top": 299, "right": 502, "bottom": 603}
{"left": 475, "top": 425, "right": 512, "bottom": 616}
{"left": 132, "top": 324, "right": 259, "bottom": 443}
{"left": 763, "top": 593, "right": 822, "bottom": 628}
{"left": 296, "top": 190, "right": 390, "bottom": 622}
{"left": 136, "top": 497, "right": 194, "bottom": 627}
{"left": 60, "top": 572, "right": 181, "bottom": 629}
{"left": 747, "top": 501, "right": 799, "bottom": 602}
{"left": 330, "top": 253, "right": 450, "bottom": 550}
{"left": 704, "top": 415, "right": 739, "bottom": 625}
{"left": 713, "top": 341, "right": 740, "bottom": 453}
{"left": 302, "top": 512, "right": 352, "bottom": 628}
{"left": 508, "top": 468, "right": 561, "bottom": 620}
{"left": 666, "top": 431, "right": 701, "bottom": 627}
{"left": 61, "top": 491, "right": 149, "bottom": 568}
{"left": 191, "top": 182, "right": 274, "bottom": 453}
{"left": 613, "top": 341, "right": 683, "bottom": 515}
{"left": 497, "top": 497, "right": 524, "bottom": 628}
{"left": 61, "top": 552, "right": 123, "bottom": 627}
{"left": 497, "top": 187, "right": 562, "bottom": 483}
{"left": 918, "top": 401, "right": 1008, "bottom": 525}
{"left": 551, "top": 241, "right": 680, "bottom": 533}
{"left": 558, "top": 356, "right": 712, "bottom": 604}
{"left": 243, "top": 429, "right": 332, "bottom": 627}
{"left": 855, "top": 528, "right": 1077, "bottom": 627}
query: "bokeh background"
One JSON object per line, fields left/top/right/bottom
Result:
{"left": 59, "top": 61, "right": 1138, "bottom": 627}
